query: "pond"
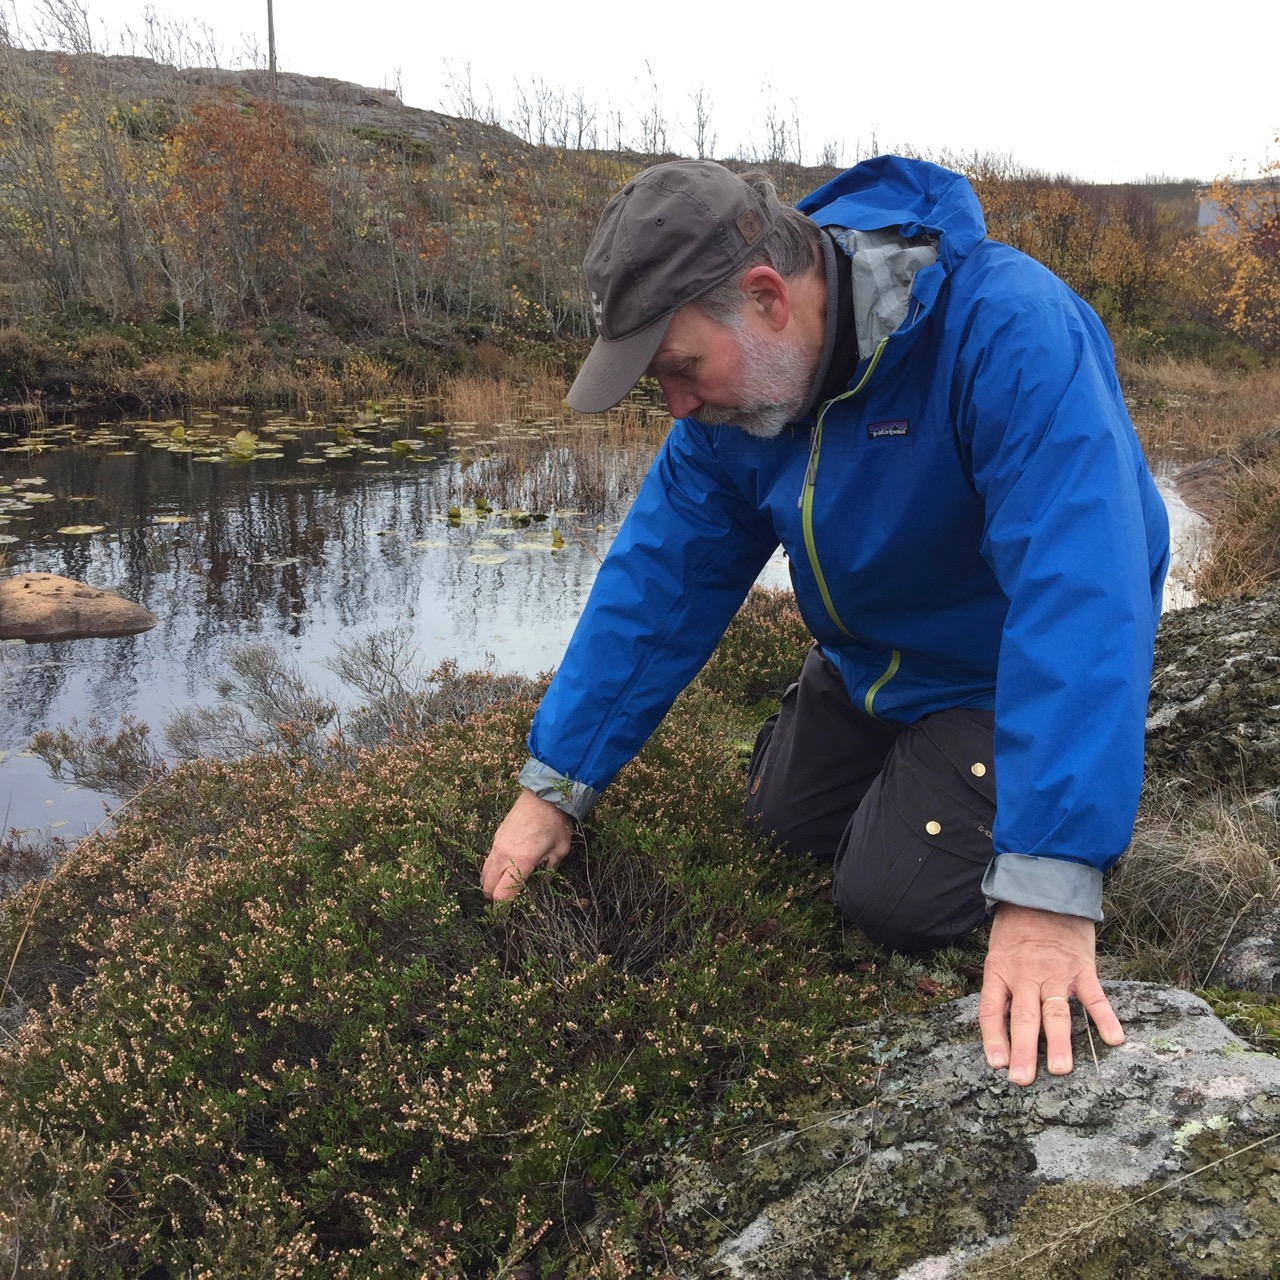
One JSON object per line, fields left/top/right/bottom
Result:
{"left": 0, "top": 404, "right": 1200, "bottom": 846}
{"left": 0, "top": 401, "right": 792, "bottom": 840}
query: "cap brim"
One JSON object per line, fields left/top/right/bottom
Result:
{"left": 566, "top": 312, "right": 672, "bottom": 413}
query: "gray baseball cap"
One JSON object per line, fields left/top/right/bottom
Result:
{"left": 567, "top": 161, "right": 781, "bottom": 413}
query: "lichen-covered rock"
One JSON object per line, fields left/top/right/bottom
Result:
{"left": 1146, "top": 586, "right": 1280, "bottom": 794}
{"left": 1208, "top": 906, "right": 1280, "bottom": 995}
{"left": 662, "top": 984, "right": 1280, "bottom": 1279}
{"left": 0, "top": 573, "right": 158, "bottom": 642}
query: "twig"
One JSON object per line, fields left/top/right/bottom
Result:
{"left": 1082, "top": 1011, "right": 1099, "bottom": 1073}
{"left": 1200, "top": 891, "right": 1264, "bottom": 989}
{"left": 738, "top": 1105, "right": 870, "bottom": 1157}
{"left": 570, "top": 527, "right": 603, "bottom": 566}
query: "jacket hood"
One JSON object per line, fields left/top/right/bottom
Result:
{"left": 797, "top": 155, "right": 988, "bottom": 268}
{"left": 798, "top": 156, "right": 989, "bottom": 365}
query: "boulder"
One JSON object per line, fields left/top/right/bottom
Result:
{"left": 1208, "top": 905, "right": 1280, "bottom": 995}
{"left": 663, "top": 984, "right": 1280, "bottom": 1279}
{"left": 1147, "top": 586, "right": 1280, "bottom": 795}
{"left": 0, "top": 573, "right": 158, "bottom": 642}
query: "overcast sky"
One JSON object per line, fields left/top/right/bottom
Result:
{"left": 6, "top": 0, "right": 1277, "bottom": 184}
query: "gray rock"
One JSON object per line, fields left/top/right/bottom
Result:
{"left": 663, "top": 984, "right": 1280, "bottom": 1279}
{"left": 1208, "top": 906, "right": 1280, "bottom": 995}
{"left": 0, "top": 573, "right": 158, "bottom": 642}
{"left": 1146, "top": 587, "right": 1280, "bottom": 796}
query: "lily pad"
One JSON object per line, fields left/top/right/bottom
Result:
{"left": 466, "top": 554, "right": 508, "bottom": 565}
{"left": 154, "top": 515, "right": 195, "bottom": 525}
{"left": 0, "top": 534, "right": 19, "bottom": 544}
{"left": 56, "top": 524, "right": 107, "bottom": 535}
{"left": 410, "top": 539, "right": 448, "bottom": 549}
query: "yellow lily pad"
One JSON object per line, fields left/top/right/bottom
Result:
{"left": 57, "top": 524, "right": 107, "bottom": 535}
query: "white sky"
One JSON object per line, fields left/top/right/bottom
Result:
{"left": 7, "top": 0, "right": 1278, "bottom": 184}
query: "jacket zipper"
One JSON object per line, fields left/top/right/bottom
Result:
{"left": 799, "top": 336, "right": 901, "bottom": 716}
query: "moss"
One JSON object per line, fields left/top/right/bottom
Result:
{"left": 969, "top": 1182, "right": 1174, "bottom": 1279}
{"left": 1200, "top": 988, "right": 1280, "bottom": 1055}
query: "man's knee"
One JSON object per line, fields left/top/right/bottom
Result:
{"left": 831, "top": 706, "right": 997, "bottom": 952}
{"left": 833, "top": 858, "right": 989, "bottom": 952}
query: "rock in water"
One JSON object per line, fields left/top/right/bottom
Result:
{"left": 663, "top": 984, "right": 1280, "bottom": 1279}
{"left": 0, "top": 573, "right": 158, "bottom": 642}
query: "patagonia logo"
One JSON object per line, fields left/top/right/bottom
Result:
{"left": 867, "top": 420, "right": 910, "bottom": 440}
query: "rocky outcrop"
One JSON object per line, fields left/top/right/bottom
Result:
{"left": 0, "top": 573, "right": 157, "bottom": 642}
{"left": 10, "top": 48, "right": 525, "bottom": 160}
{"left": 664, "top": 984, "right": 1280, "bottom": 1279}
{"left": 1146, "top": 585, "right": 1280, "bottom": 796}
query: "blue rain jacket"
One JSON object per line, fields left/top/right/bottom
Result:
{"left": 524, "top": 155, "right": 1169, "bottom": 906}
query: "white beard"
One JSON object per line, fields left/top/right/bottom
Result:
{"left": 694, "top": 323, "right": 818, "bottom": 439}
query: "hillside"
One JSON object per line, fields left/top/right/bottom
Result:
{"left": 0, "top": 43, "right": 1258, "bottom": 412}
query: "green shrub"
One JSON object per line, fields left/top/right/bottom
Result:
{"left": 1118, "top": 320, "right": 1265, "bottom": 371}
{"left": 0, "top": 603, "right": 882, "bottom": 1277}
{"left": 0, "top": 326, "right": 50, "bottom": 391}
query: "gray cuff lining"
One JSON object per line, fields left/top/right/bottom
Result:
{"left": 981, "top": 853, "right": 1104, "bottom": 922}
{"left": 517, "top": 758, "right": 599, "bottom": 820}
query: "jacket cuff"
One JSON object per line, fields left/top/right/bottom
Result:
{"left": 981, "top": 853, "right": 1104, "bottom": 922}
{"left": 517, "top": 758, "right": 600, "bottom": 820}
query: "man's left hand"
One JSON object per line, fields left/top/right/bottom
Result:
{"left": 977, "top": 903, "right": 1124, "bottom": 1085}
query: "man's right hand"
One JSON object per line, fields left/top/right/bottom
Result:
{"left": 480, "top": 788, "right": 573, "bottom": 901}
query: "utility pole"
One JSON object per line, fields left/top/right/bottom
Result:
{"left": 267, "top": 0, "right": 278, "bottom": 99}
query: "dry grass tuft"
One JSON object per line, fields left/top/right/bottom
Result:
{"left": 1103, "top": 780, "right": 1280, "bottom": 985}
{"left": 1121, "top": 360, "right": 1280, "bottom": 464}
{"left": 441, "top": 373, "right": 668, "bottom": 511}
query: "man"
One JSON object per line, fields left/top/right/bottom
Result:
{"left": 481, "top": 156, "right": 1170, "bottom": 1086}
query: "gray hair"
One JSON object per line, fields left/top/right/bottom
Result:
{"left": 694, "top": 172, "right": 822, "bottom": 325}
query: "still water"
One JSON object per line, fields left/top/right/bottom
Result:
{"left": 0, "top": 409, "right": 790, "bottom": 839}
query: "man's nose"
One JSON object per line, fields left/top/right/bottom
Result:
{"left": 659, "top": 379, "right": 701, "bottom": 420}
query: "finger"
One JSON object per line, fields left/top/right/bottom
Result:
{"left": 977, "top": 974, "right": 1012, "bottom": 1071}
{"left": 481, "top": 850, "right": 535, "bottom": 902}
{"left": 1040, "top": 995, "right": 1075, "bottom": 1076}
{"left": 488, "top": 863, "right": 528, "bottom": 902}
{"left": 1075, "top": 970, "right": 1126, "bottom": 1047}
{"left": 1006, "top": 988, "right": 1043, "bottom": 1086}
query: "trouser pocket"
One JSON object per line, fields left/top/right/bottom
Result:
{"left": 832, "top": 707, "right": 996, "bottom": 951}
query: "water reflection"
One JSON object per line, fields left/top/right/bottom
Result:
{"left": 0, "top": 412, "right": 678, "bottom": 838}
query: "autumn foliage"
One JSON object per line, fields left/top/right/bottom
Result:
{"left": 1176, "top": 138, "right": 1280, "bottom": 353}
{"left": 0, "top": 40, "right": 1275, "bottom": 375}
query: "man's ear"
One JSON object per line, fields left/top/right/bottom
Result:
{"left": 740, "top": 265, "right": 791, "bottom": 332}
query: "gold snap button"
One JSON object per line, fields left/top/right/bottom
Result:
{"left": 925, "top": 820, "right": 942, "bottom": 836}
{"left": 970, "top": 762, "right": 987, "bottom": 777}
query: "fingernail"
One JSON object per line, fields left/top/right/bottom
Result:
{"left": 1050, "top": 1055, "right": 1070, "bottom": 1074}
{"left": 1011, "top": 1065, "right": 1034, "bottom": 1085}
{"left": 988, "top": 1052, "right": 1008, "bottom": 1070}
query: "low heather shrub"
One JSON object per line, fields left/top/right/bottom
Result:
{"left": 0, "top": 600, "right": 882, "bottom": 1277}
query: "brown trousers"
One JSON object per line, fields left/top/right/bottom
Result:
{"left": 744, "top": 646, "right": 997, "bottom": 952}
